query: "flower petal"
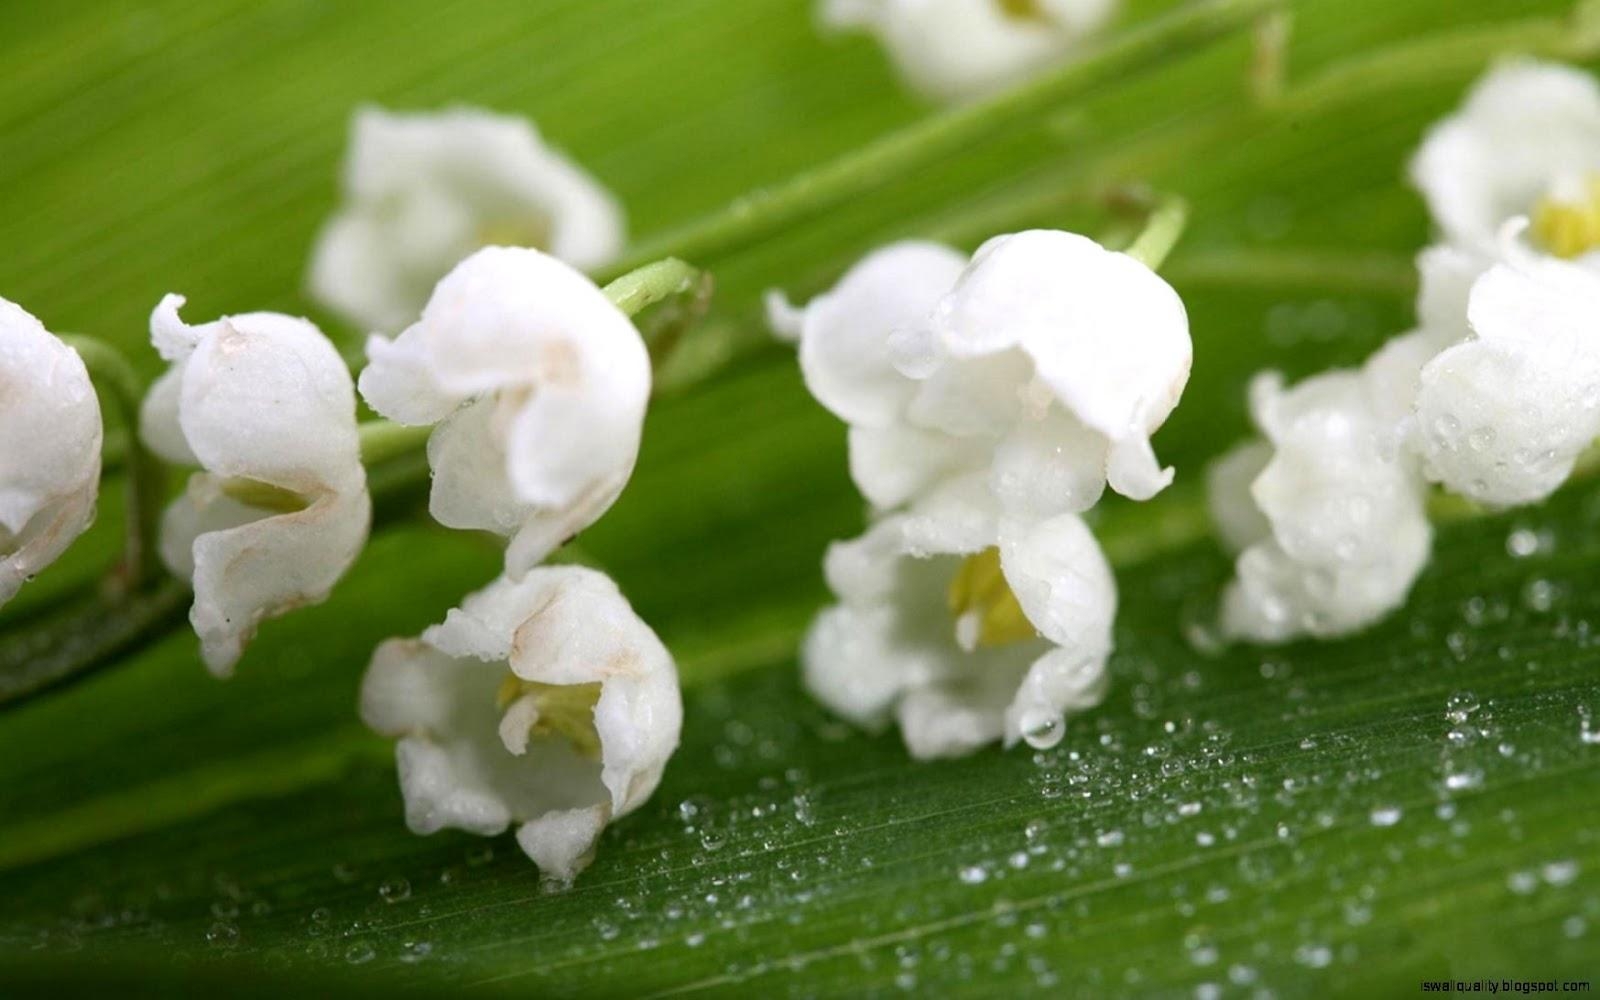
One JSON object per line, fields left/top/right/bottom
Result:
{"left": 0, "top": 298, "right": 101, "bottom": 606}
{"left": 786, "top": 241, "right": 966, "bottom": 428}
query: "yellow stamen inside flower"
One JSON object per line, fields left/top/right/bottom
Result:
{"left": 496, "top": 675, "right": 603, "bottom": 759}
{"left": 219, "top": 477, "right": 309, "bottom": 513}
{"left": 1531, "top": 176, "right": 1600, "bottom": 258}
{"left": 996, "top": 0, "right": 1049, "bottom": 22}
{"left": 946, "top": 547, "right": 1037, "bottom": 648}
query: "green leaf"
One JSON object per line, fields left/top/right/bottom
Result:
{"left": 2, "top": 0, "right": 1598, "bottom": 993}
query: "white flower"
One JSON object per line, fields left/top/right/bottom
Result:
{"left": 1209, "top": 353, "right": 1433, "bottom": 643}
{"left": 769, "top": 231, "right": 1191, "bottom": 521}
{"left": 140, "top": 295, "right": 370, "bottom": 675}
{"left": 822, "top": 0, "right": 1117, "bottom": 102}
{"left": 1412, "top": 246, "right": 1600, "bottom": 508}
{"left": 360, "top": 566, "right": 681, "bottom": 881}
{"left": 774, "top": 230, "right": 1184, "bottom": 757}
{"left": 804, "top": 481, "right": 1115, "bottom": 759}
{"left": 309, "top": 106, "right": 625, "bottom": 334}
{"left": 1412, "top": 60, "right": 1600, "bottom": 257}
{"left": 0, "top": 298, "right": 101, "bottom": 606}
{"left": 359, "top": 247, "right": 649, "bottom": 577}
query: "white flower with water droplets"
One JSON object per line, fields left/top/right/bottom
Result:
{"left": 772, "top": 230, "right": 1185, "bottom": 756}
{"left": 359, "top": 246, "right": 650, "bottom": 577}
{"left": 309, "top": 106, "right": 624, "bottom": 334}
{"left": 769, "top": 231, "right": 1191, "bottom": 521}
{"left": 140, "top": 295, "right": 370, "bottom": 675}
{"left": 806, "top": 487, "right": 1115, "bottom": 759}
{"left": 822, "top": 0, "right": 1117, "bottom": 102}
{"left": 0, "top": 298, "right": 101, "bottom": 606}
{"left": 1209, "top": 350, "right": 1434, "bottom": 644}
{"left": 360, "top": 566, "right": 681, "bottom": 881}
{"left": 1413, "top": 243, "right": 1600, "bottom": 508}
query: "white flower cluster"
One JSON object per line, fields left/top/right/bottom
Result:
{"left": 0, "top": 106, "right": 674, "bottom": 879}
{"left": 1210, "top": 60, "right": 1600, "bottom": 644}
{"left": 822, "top": 0, "right": 1118, "bottom": 101}
{"left": 771, "top": 230, "right": 1191, "bottom": 758}
{"left": 11, "top": 51, "right": 1600, "bottom": 884}
{"left": 355, "top": 244, "right": 678, "bottom": 881}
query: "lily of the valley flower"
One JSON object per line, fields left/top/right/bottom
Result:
{"left": 140, "top": 295, "right": 370, "bottom": 675}
{"left": 1412, "top": 60, "right": 1600, "bottom": 262}
{"left": 773, "top": 231, "right": 1189, "bottom": 757}
{"left": 359, "top": 246, "right": 650, "bottom": 578}
{"left": 1208, "top": 344, "right": 1435, "bottom": 643}
{"left": 1413, "top": 240, "right": 1600, "bottom": 508}
{"left": 822, "top": 0, "right": 1117, "bottom": 102}
{"left": 309, "top": 106, "right": 625, "bottom": 334}
{"left": 360, "top": 566, "right": 681, "bottom": 881}
{"left": 806, "top": 491, "right": 1116, "bottom": 758}
{"left": 0, "top": 298, "right": 101, "bottom": 606}
{"left": 770, "top": 233, "right": 1191, "bottom": 520}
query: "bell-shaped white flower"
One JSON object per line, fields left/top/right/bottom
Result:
{"left": 1210, "top": 356, "right": 1433, "bottom": 643}
{"left": 360, "top": 247, "right": 649, "bottom": 577}
{"left": 140, "top": 295, "right": 370, "bottom": 675}
{"left": 822, "top": 0, "right": 1117, "bottom": 102}
{"left": 309, "top": 106, "right": 625, "bottom": 334}
{"left": 804, "top": 479, "right": 1115, "bottom": 759}
{"left": 770, "top": 231, "right": 1191, "bottom": 521}
{"left": 1412, "top": 60, "right": 1600, "bottom": 257}
{"left": 0, "top": 298, "right": 101, "bottom": 606}
{"left": 1413, "top": 243, "right": 1600, "bottom": 508}
{"left": 360, "top": 566, "right": 681, "bottom": 881}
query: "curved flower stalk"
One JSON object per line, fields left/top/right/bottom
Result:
{"left": 139, "top": 296, "right": 370, "bottom": 676}
{"left": 1413, "top": 240, "right": 1600, "bottom": 508}
{"left": 309, "top": 106, "right": 624, "bottom": 334}
{"left": 359, "top": 246, "right": 651, "bottom": 578}
{"left": 360, "top": 566, "right": 681, "bottom": 881}
{"left": 771, "top": 230, "right": 1190, "bottom": 757}
{"left": 821, "top": 0, "right": 1118, "bottom": 102}
{"left": 1208, "top": 349, "right": 1435, "bottom": 644}
{"left": 0, "top": 298, "right": 102, "bottom": 606}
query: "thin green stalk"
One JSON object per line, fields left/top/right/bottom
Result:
{"left": 359, "top": 421, "right": 432, "bottom": 467}
{"left": 60, "top": 336, "right": 164, "bottom": 590}
{"left": 595, "top": 0, "right": 1281, "bottom": 281}
{"left": 881, "top": 5, "right": 1600, "bottom": 296}
{"left": 602, "top": 258, "right": 703, "bottom": 317}
{"left": 1124, "top": 196, "right": 1190, "bottom": 271}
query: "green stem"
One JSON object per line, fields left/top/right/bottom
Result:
{"left": 1123, "top": 196, "right": 1190, "bottom": 271}
{"left": 60, "top": 336, "right": 164, "bottom": 590}
{"left": 1162, "top": 248, "right": 1417, "bottom": 296}
{"left": 1249, "top": 9, "right": 1292, "bottom": 105}
{"left": 601, "top": 257, "right": 702, "bottom": 317}
{"left": 594, "top": 0, "right": 1279, "bottom": 281}
{"left": 358, "top": 421, "right": 432, "bottom": 467}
